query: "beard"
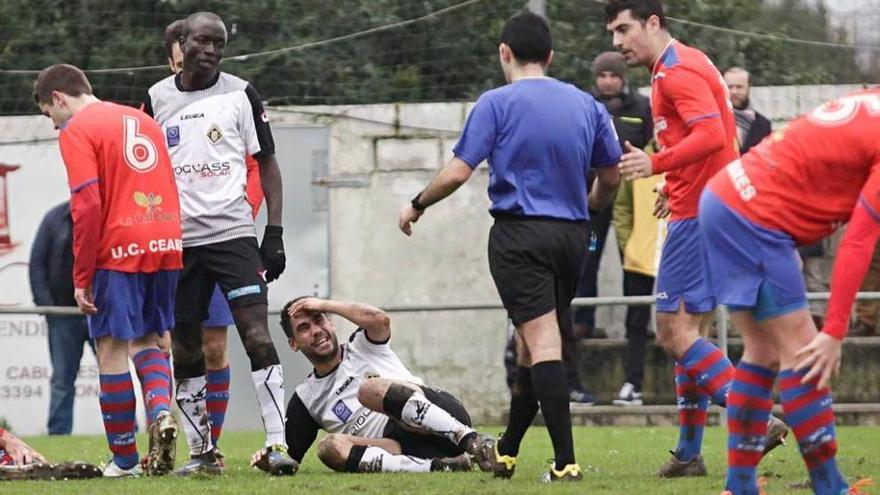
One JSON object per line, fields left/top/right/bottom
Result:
{"left": 302, "top": 333, "right": 340, "bottom": 365}
{"left": 733, "top": 96, "right": 750, "bottom": 111}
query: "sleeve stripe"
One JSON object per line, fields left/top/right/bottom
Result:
{"left": 685, "top": 113, "right": 721, "bottom": 125}
{"left": 70, "top": 177, "right": 99, "bottom": 194}
{"left": 859, "top": 196, "right": 880, "bottom": 224}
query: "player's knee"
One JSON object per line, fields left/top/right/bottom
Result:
{"left": 242, "top": 341, "right": 280, "bottom": 371}
{"left": 381, "top": 383, "right": 418, "bottom": 419}
{"left": 317, "top": 434, "right": 349, "bottom": 472}
{"left": 202, "top": 335, "right": 227, "bottom": 368}
{"left": 357, "top": 377, "right": 389, "bottom": 411}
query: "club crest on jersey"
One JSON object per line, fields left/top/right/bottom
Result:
{"left": 166, "top": 125, "right": 180, "bottom": 147}
{"left": 133, "top": 191, "right": 162, "bottom": 214}
{"left": 206, "top": 123, "right": 223, "bottom": 144}
{"left": 332, "top": 400, "right": 353, "bottom": 422}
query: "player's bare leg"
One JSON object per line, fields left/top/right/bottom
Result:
{"left": 96, "top": 337, "right": 142, "bottom": 477}
{"left": 761, "top": 309, "right": 849, "bottom": 495}
{"left": 656, "top": 303, "right": 731, "bottom": 477}
{"left": 129, "top": 333, "right": 177, "bottom": 476}
{"left": 723, "top": 311, "right": 782, "bottom": 494}
{"left": 230, "top": 303, "right": 296, "bottom": 476}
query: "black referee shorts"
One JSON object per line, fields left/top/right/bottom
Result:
{"left": 382, "top": 387, "right": 472, "bottom": 459}
{"left": 175, "top": 236, "right": 267, "bottom": 323}
{"left": 488, "top": 215, "right": 589, "bottom": 331}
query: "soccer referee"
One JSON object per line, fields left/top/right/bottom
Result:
{"left": 398, "top": 10, "right": 621, "bottom": 483}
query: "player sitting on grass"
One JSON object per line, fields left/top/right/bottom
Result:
{"left": 251, "top": 297, "right": 495, "bottom": 474}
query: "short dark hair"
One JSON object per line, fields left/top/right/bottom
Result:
{"left": 164, "top": 20, "right": 185, "bottom": 58}
{"left": 499, "top": 10, "right": 552, "bottom": 64}
{"left": 604, "top": 0, "right": 667, "bottom": 29}
{"left": 183, "top": 11, "right": 225, "bottom": 39}
{"left": 279, "top": 296, "right": 311, "bottom": 339}
{"left": 33, "top": 64, "right": 92, "bottom": 106}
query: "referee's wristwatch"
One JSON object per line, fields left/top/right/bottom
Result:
{"left": 411, "top": 192, "right": 427, "bottom": 211}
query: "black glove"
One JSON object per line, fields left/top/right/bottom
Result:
{"left": 260, "top": 225, "right": 286, "bottom": 283}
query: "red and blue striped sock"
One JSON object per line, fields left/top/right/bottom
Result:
{"left": 99, "top": 372, "right": 139, "bottom": 469}
{"left": 681, "top": 338, "right": 734, "bottom": 406}
{"left": 780, "top": 368, "right": 848, "bottom": 495}
{"left": 132, "top": 348, "right": 172, "bottom": 424}
{"left": 725, "top": 361, "right": 777, "bottom": 495}
{"left": 674, "top": 363, "right": 710, "bottom": 461}
{"left": 163, "top": 350, "right": 173, "bottom": 400}
{"left": 206, "top": 366, "right": 231, "bottom": 448}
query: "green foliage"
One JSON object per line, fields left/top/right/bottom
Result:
{"left": 0, "top": 0, "right": 871, "bottom": 115}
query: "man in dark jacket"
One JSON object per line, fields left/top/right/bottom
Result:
{"left": 28, "top": 201, "right": 92, "bottom": 435}
{"left": 724, "top": 67, "right": 772, "bottom": 154}
{"left": 574, "top": 51, "right": 653, "bottom": 340}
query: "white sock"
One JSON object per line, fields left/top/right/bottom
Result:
{"left": 400, "top": 390, "right": 474, "bottom": 445}
{"left": 358, "top": 446, "right": 431, "bottom": 473}
{"left": 175, "top": 375, "right": 213, "bottom": 456}
{"left": 252, "top": 364, "right": 286, "bottom": 447}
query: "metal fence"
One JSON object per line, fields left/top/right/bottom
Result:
{"left": 4, "top": 292, "right": 880, "bottom": 357}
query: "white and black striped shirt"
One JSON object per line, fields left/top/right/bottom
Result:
{"left": 285, "top": 329, "right": 423, "bottom": 461}
{"left": 143, "top": 72, "right": 274, "bottom": 247}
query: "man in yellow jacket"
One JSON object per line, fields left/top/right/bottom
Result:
{"left": 612, "top": 171, "right": 666, "bottom": 405}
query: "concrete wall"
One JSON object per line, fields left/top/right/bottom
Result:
{"left": 0, "top": 84, "right": 864, "bottom": 427}
{"left": 266, "top": 83, "right": 867, "bottom": 422}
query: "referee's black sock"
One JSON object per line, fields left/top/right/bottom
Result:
{"left": 498, "top": 366, "right": 538, "bottom": 457}
{"left": 532, "top": 360, "right": 576, "bottom": 470}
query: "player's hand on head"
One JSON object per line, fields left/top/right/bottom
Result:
{"left": 260, "top": 225, "right": 286, "bottom": 283}
{"left": 794, "top": 331, "right": 843, "bottom": 390}
{"left": 289, "top": 297, "right": 323, "bottom": 318}
{"left": 74, "top": 287, "right": 97, "bottom": 315}
{"left": 618, "top": 141, "right": 652, "bottom": 180}
{"left": 398, "top": 205, "right": 423, "bottom": 236}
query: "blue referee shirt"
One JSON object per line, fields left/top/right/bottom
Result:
{"left": 453, "top": 77, "right": 621, "bottom": 221}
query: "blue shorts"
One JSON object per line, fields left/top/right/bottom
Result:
{"left": 204, "top": 284, "right": 234, "bottom": 328}
{"left": 699, "top": 190, "right": 807, "bottom": 321}
{"left": 88, "top": 269, "right": 179, "bottom": 340}
{"left": 655, "top": 217, "right": 716, "bottom": 313}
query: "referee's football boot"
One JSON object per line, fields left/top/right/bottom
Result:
{"left": 460, "top": 432, "right": 496, "bottom": 472}
{"left": 430, "top": 453, "right": 473, "bottom": 472}
{"left": 763, "top": 415, "right": 789, "bottom": 455}
{"left": 481, "top": 435, "right": 516, "bottom": 479}
{"left": 250, "top": 444, "right": 299, "bottom": 476}
{"left": 145, "top": 410, "right": 178, "bottom": 476}
{"left": 540, "top": 462, "right": 584, "bottom": 483}
{"left": 174, "top": 450, "right": 223, "bottom": 477}
{"left": 656, "top": 451, "right": 707, "bottom": 478}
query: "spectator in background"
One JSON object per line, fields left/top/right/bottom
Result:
{"left": 574, "top": 52, "right": 652, "bottom": 340}
{"left": 28, "top": 201, "right": 93, "bottom": 435}
{"left": 724, "top": 67, "right": 772, "bottom": 154}
{"left": 580, "top": 52, "right": 658, "bottom": 406}
{"left": 800, "top": 241, "right": 829, "bottom": 329}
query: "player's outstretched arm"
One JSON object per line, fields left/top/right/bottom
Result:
{"left": 289, "top": 298, "right": 391, "bottom": 343}
{"left": 399, "top": 157, "right": 473, "bottom": 236}
{"left": 796, "top": 200, "right": 880, "bottom": 388}
{"left": 0, "top": 428, "right": 46, "bottom": 465}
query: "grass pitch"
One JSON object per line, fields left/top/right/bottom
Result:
{"left": 3, "top": 426, "right": 877, "bottom": 494}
